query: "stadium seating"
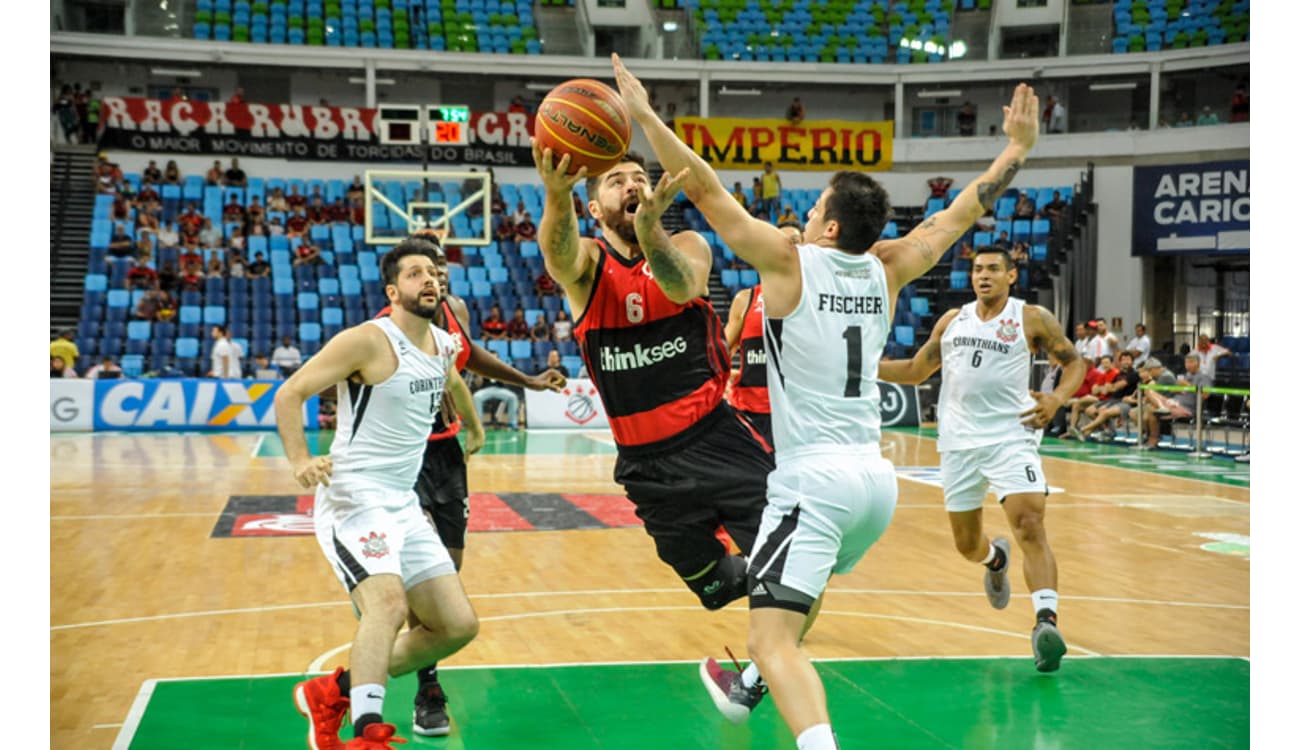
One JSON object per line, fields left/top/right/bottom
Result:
{"left": 1111, "top": 0, "right": 1248, "bottom": 54}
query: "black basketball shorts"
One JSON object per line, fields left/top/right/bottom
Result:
{"left": 414, "top": 436, "right": 470, "bottom": 550}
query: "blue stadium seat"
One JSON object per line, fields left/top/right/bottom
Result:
{"left": 951, "top": 270, "right": 970, "bottom": 289}
{"left": 910, "top": 297, "right": 930, "bottom": 316}
{"left": 510, "top": 340, "right": 533, "bottom": 360}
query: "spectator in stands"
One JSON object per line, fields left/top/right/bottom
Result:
{"left": 1135, "top": 358, "right": 1182, "bottom": 449}
{"left": 153, "top": 258, "right": 177, "bottom": 291}
{"left": 731, "top": 181, "right": 749, "bottom": 210}
{"left": 1043, "top": 190, "right": 1067, "bottom": 222}
{"left": 307, "top": 195, "right": 328, "bottom": 226}
{"left": 927, "top": 176, "right": 953, "bottom": 200}
{"left": 1073, "top": 322, "right": 1091, "bottom": 359}
{"left": 209, "top": 325, "right": 243, "bottom": 379}
{"left": 514, "top": 212, "right": 538, "bottom": 243}
{"left": 286, "top": 184, "right": 307, "bottom": 210}
{"left": 507, "top": 306, "right": 531, "bottom": 340}
{"left": 51, "top": 355, "right": 76, "bottom": 378}
{"left": 228, "top": 249, "right": 248, "bottom": 279}
{"left": 163, "top": 160, "right": 181, "bottom": 185}
{"left": 85, "top": 356, "right": 123, "bottom": 380}
{"left": 346, "top": 175, "right": 365, "bottom": 205}
{"left": 327, "top": 197, "right": 350, "bottom": 224}
{"left": 494, "top": 213, "right": 517, "bottom": 253}
{"left": 244, "top": 251, "right": 268, "bottom": 280}
{"left": 267, "top": 187, "right": 289, "bottom": 213}
{"left": 136, "top": 180, "right": 160, "bottom": 210}
{"left": 1175, "top": 353, "right": 1214, "bottom": 410}
{"left": 957, "top": 102, "right": 976, "bottom": 136}
{"left": 179, "top": 263, "right": 205, "bottom": 291}
{"left": 350, "top": 199, "right": 366, "bottom": 226}
{"left": 785, "top": 97, "right": 805, "bottom": 126}
{"left": 52, "top": 85, "right": 79, "bottom": 144}
{"left": 1125, "top": 323, "right": 1151, "bottom": 367}
{"left": 286, "top": 207, "right": 309, "bottom": 237}
{"left": 224, "top": 158, "right": 247, "bottom": 188}
{"left": 1197, "top": 106, "right": 1220, "bottom": 126}
{"left": 195, "top": 217, "right": 221, "bottom": 249}
{"left": 535, "top": 269, "right": 559, "bottom": 298}
{"left": 207, "top": 255, "right": 226, "bottom": 279}
{"left": 206, "top": 160, "right": 223, "bottom": 186}
{"left": 1014, "top": 192, "right": 1036, "bottom": 220}
{"left": 111, "top": 195, "right": 130, "bottom": 221}
{"left": 481, "top": 304, "right": 508, "bottom": 341}
{"left": 127, "top": 256, "right": 158, "bottom": 290}
{"left": 133, "top": 283, "right": 167, "bottom": 321}
{"left": 490, "top": 185, "right": 507, "bottom": 216}
{"left": 1043, "top": 95, "right": 1067, "bottom": 133}
{"left": 1092, "top": 319, "right": 1120, "bottom": 360}
{"left": 552, "top": 309, "right": 573, "bottom": 343}
{"left": 50, "top": 329, "right": 79, "bottom": 372}
{"left": 222, "top": 195, "right": 245, "bottom": 225}
{"left": 246, "top": 196, "right": 265, "bottom": 226}
{"left": 511, "top": 200, "right": 529, "bottom": 226}
{"left": 143, "top": 160, "right": 162, "bottom": 184}
{"left": 509, "top": 94, "right": 527, "bottom": 114}
{"left": 1010, "top": 241, "right": 1029, "bottom": 266}
{"left": 1175, "top": 111, "right": 1194, "bottom": 127}
{"left": 1062, "top": 354, "right": 1113, "bottom": 437}
{"left": 108, "top": 225, "right": 133, "bottom": 258}
{"left": 957, "top": 241, "right": 975, "bottom": 261}
{"left": 1076, "top": 352, "right": 1140, "bottom": 441}
{"left": 1194, "top": 334, "right": 1232, "bottom": 379}
{"left": 272, "top": 336, "right": 303, "bottom": 376}
{"left": 777, "top": 205, "right": 800, "bottom": 225}
{"left": 293, "top": 240, "right": 323, "bottom": 267}
{"left": 529, "top": 313, "right": 550, "bottom": 344}
{"left": 179, "top": 243, "right": 203, "bottom": 270}
{"left": 758, "top": 161, "right": 782, "bottom": 221}
{"left": 472, "top": 368, "right": 520, "bottom": 430}
{"left": 992, "top": 230, "right": 1011, "bottom": 251}
{"left": 178, "top": 202, "right": 202, "bottom": 235}
{"left": 263, "top": 216, "right": 283, "bottom": 236}
{"left": 541, "top": 349, "right": 569, "bottom": 377}
{"left": 135, "top": 208, "right": 160, "bottom": 240}
{"left": 227, "top": 87, "right": 246, "bottom": 105}
{"left": 1230, "top": 82, "right": 1249, "bottom": 123}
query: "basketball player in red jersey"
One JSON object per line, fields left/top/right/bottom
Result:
{"left": 531, "top": 139, "right": 776, "bottom": 629}
{"left": 724, "top": 223, "right": 803, "bottom": 445}
{"left": 376, "top": 234, "right": 567, "bottom": 736}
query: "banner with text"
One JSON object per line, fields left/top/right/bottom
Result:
{"left": 524, "top": 379, "right": 609, "bottom": 429}
{"left": 1131, "top": 159, "right": 1249, "bottom": 256}
{"left": 673, "top": 117, "right": 893, "bottom": 171}
{"left": 98, "top": 97, "right": 535, "bottom": 165}
{"left": 50, "top": 380, "right": 95, "bottom": 432}
{"left": 89, "top": 379, "right": 318, "bottom": 432}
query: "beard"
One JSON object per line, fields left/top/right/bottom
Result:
{"left": 599, "top": 197, "right": 640, "bottom": 245}
{"left": 398, "top": 288, "right": 440, "bottom": 319}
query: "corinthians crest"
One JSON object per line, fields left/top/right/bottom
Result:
{"left": 995, "top": 318, "right": 1020, "bottom": 343}
{"left": 360, "top": 531, "right": 390, "bottom": 559}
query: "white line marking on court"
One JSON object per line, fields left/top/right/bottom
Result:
{"left": 51, "top": 512, "right": 218, "bottom": 521}
{"left": 93, "top": 723, "right": 123, "bottom": 730}
{"left": 111, "top": 679, "right": 156, "bottom": 750}
{"left": 250, "top": 433, "right": 266, "bottom": 458}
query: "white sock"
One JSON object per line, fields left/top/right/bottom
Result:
{"left": 741, "top": 662, "right": 764, "bottom": 689}
{"left": 1031, "top": 589, "right": 1059, "bottom": 616}
{"left": 350, "top": 683, "right": 385, "bottom": 721}
{"left": 796, "top": 723, "right": 839, "bottom": 750}
{"left": 980, "top": 543, "right": 997, "bottom": 565}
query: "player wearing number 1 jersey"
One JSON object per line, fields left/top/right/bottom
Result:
{"left": 616, "top": 52, "right": 1042, "bottom": 749}
{"left": 878, "top": 246, "right": 1085, "bottom": 672}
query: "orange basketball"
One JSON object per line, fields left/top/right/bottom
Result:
{"left": 535, "top": 78, "right": 632, "bottom": 177}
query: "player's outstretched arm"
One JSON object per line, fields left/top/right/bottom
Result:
{"left": 877, "top": 309, "right": 956, "bottom": 385}
{"left": 532, "top": 139, "right": 597, "bottom": 293}
{"left": 875, "top": 83, "right": 1039, "bottom": 292}
{"left": 445, "top": 368, "right": 485, "bottom": 458}
{"left": 1020, "top": 305, "right": 1087, "bottom": 428}
{"left": 611, "top": 54, "right": 796, "bottom": 282}
{"left": 724, "top": 287, "right": 754, "bottom": 353}
{"left": 273, "top": 324, "right": 382, "bottom": 487}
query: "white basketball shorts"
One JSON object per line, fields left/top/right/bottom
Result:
{"left": 313, "top": 475, "right": 456, "bottom": 593}
{"left": 748, "top": 445, "right": 898, "bottom": 602}
{"left": 940, "top": 438, "right": 1047, "bottom": 512}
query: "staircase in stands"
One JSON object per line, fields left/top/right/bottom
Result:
{"left": 51, "top": 145, "right": 98, "bottom": 337}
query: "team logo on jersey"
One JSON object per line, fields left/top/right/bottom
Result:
{"left": 563, "top": 383, "right": 601, "bottom": 425}
{"left": 360, "top": 531, "right": 390, "bottom": 559}
{"left": 996, "top": 318, "right": 1021, "bottom": 343}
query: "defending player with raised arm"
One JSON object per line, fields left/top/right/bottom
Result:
{"left": 878, "top": 246, "right": 1084, "bottom": 673}
{"left": 615, "top": 53, "right": 1039, "bottom": 750}
{"left": 275, "top": 241, "right": 483, "bottom": 749}
{"left": 529, "top": 91, "right": 779, "bottom": 715}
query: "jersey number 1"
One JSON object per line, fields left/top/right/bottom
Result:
{"left": 842, "top": 326, "right": 863, "bottom": 397}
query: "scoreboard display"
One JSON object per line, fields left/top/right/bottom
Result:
{"left": 430, "top": 105, "right": 470, "bottom": 146}
{"left": 375, "top": 104, "right": 470, "bottom": 146}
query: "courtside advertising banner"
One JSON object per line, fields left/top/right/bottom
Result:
{"left": 524, "top": 379, "right": 609, "bottom": 429}
{"left": 673, "top": 117, "right": 893, "bottom": 171}
{"left": 877, "top": 382, "right": 921, "bottom": 427}
{"left": 97, "top": 97, "right": 535, "bottom": 164}
{"left": 50, "top": 380, "right": 95, "bottom": 432}
{"left": 87, "top": 379, "right": 318, "bottom": 432}
{"left": 1131, "top": 159, "right": 1249, "bottom": 256}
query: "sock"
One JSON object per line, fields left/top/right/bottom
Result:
{"left": 351, "top": 684, "right": 385, "bottom": 737}
{"left": 417, "top": 664, "right": 440, "bottom": 690}
{"left": 336, "top": 669, "right": 351, "bottom": 695}
{"left": 1031, "top": 589, "right": 1059, "bottom": 620}
{"left": 982, "top": 542, "right": 1007, "bottom": 572}
{"left": 740, "top": 662, "right": 765, "bottom": 690}
{"left": 796, "top": 723, "right": 840, "bottom": 750}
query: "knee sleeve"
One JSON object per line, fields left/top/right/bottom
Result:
{"left": 681, "top": 554, "right": 749, "bottom": 611}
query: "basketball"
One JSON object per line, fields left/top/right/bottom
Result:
{"left": 535, "top": 78, "right": 631, "bottom": 177}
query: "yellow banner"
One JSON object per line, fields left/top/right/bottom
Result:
{"left": 672, "top": 117, "right": 893, "bottom": 171}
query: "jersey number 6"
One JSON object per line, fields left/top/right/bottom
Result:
{"left": 625, "top": 293, "right": 644, "bottom": 324}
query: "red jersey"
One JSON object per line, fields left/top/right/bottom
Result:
{"left": 376, "top": 299, "right": 472, "bottom": 440}
{"left": 727, "top": 286, "right": 769, "bottom": 415}
{"left": 574, "top": 238, "right": 730, "bottom": 454}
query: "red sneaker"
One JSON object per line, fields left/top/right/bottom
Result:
{"left": 294, "top": 667, "right": 350, "bottom": 750}
{"left": 343, "top": 723, "right": 408, "bottom": 748}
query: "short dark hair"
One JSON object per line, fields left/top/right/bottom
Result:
{"left": 974, "top": 246, "right": 1015, "bottom": 269}
{"left": 777, "top": 219, "right": 803, "bottom": 231}
{"left": 380, "top": 237, "right": 441, "bottom": 286}
{"left": 212, "top": 324, "right": 228, "bottom": 335}
{"left": 584, "top": 151, "right": 648, "bottom": 199}
{"left": 823, "top": 171, "right": 890, "bottom": 253}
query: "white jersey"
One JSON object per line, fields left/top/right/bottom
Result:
{"left": 936, "top": 296, "right": 1038, "bottom": 452}
{"left": 331, "top": 317, "right": 457, "bottom": 490}
{"left": 766, "top": 244, "right": 892, "bottom": 460}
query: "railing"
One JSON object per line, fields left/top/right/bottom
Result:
{"left": 1137, "top": 382, "right": 1249, "bottom": 459}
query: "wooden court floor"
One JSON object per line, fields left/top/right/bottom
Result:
{"left": 50, "top": 428, "right": 1249, "bottom": 749}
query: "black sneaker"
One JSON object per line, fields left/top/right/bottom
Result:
{"left": 1032, "top": 617, "right": 1067, "bottom": 673}
{"left": 412, "top": 682, "right": 450, "bottom": 737}
{"left": 699, "top": 657, "right": 766, "bottom": 724}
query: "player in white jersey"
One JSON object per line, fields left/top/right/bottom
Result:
{"left": 273, "top": 240, "right": 486, "bottom": 749}
{"left": 878, "top": 246, "right": 1084, "bottom": 672}
{"left": 614, "top": 54, "right": 1041, "bottom": 749}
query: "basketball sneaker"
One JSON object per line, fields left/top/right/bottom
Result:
{"left": 984, "top": 537, "right": 1012, "bottom": 609}
{"left": 699, "top": 657, "right": 766, "bottom": 724}
{"left": 343, "top": 723, "right": 407, "bottom": 749}
{"left": 294, "top": 667, "right": 350, "bottom": 750}
{"left": 1032, "top": 615, "right": 1068, "bottom": 673}
{"left": 412, "top": 681, "right": 451, "bottom": 737}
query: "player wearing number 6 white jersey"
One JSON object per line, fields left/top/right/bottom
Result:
{"left": 615, "top": 52, "right": 1042, "bottom": 749}
{"left": 878, "top": 246, "right": 1085, "bottom": 673}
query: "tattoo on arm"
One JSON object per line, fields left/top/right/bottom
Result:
{"left": 902, "top": 235, "right": 936, "bottom": 266}
{"left": 921, "top": 338, "right": 942, "bottom": 368}
{"left": 640, "top": 224, "right": 697, "bottom": 298}
{"left": 1032, "top": 309, "right": 1079, "bottom": 364}
{"left": 977, "top": 160, "right": 1024, "bottom": 212}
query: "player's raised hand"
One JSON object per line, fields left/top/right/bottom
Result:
{"left": 1019, "top": 391, "right": 1062, "bottom": 430}
{"left": 527, "top": 368, "right": 568, "bottom": 392}
{"left": 611, "top": 53, "right": 656, "bottom": 123}
{"left": 531, "top": 138, "right": 588, "bottom": 192}
{"left": 291, "top": 455, "right": 333, "bottom": 488}
{"left": 1002, "top": 83, "right": 1040, "bottom": 152}
{"left": 634, "top": 167, "right": 690, "bottom": 229}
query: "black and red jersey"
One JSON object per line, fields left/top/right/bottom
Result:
{"left": 728, "top": 285, "right": 770, "bottom": 415}
{"left": 574, "top": 238, "right": 731, "bottom": 454}
{"left": 375, "top": 299, "right": 471, "bottom": 440}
